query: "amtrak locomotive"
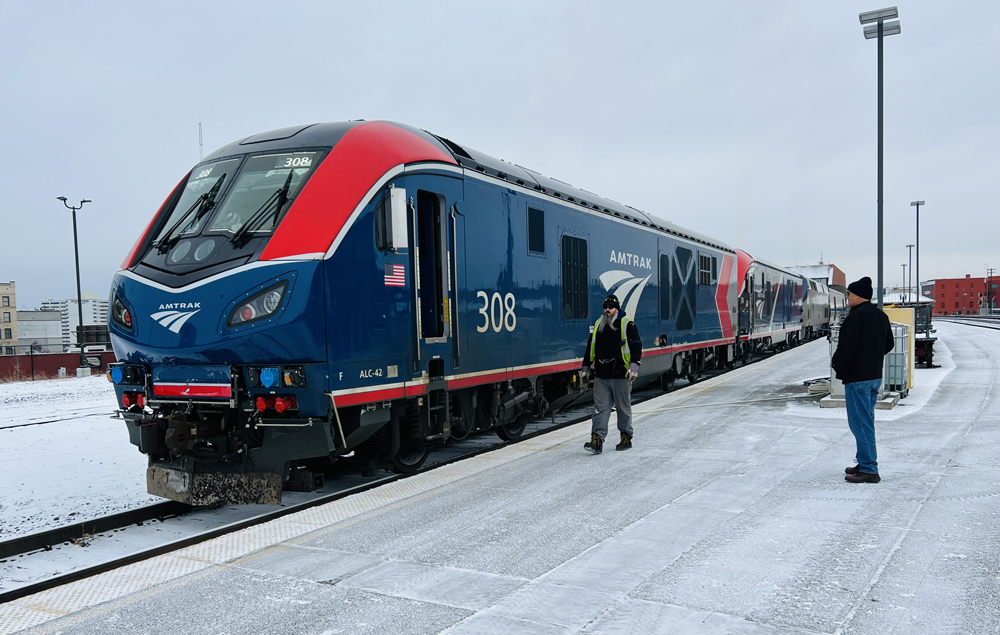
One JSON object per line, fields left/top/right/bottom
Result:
{"left": 108, "top": 121, "right": 835, "bottom": 505}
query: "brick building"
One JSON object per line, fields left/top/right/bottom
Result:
{"left": 786, "top": 263, "right": 847, "bottom": 287}
{"left": 0, "top": 281, "right": 17, "bottom": 355}
{"left": 921, "top": 275, "right": 998, "bottom": 316}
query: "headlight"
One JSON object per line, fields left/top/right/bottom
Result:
{"left": 111, "top": 291, "right": 133, "bottom": 331}
{"left": 227, "top": 281, "right": 288, "bottom": 328}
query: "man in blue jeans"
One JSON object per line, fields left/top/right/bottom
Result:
{"left": 831, "top": 276, "right": 895, "bottom": 483}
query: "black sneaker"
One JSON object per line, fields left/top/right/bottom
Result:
{"left": 584, "top": 434, "right": 603, "bottom": 454}
{"left": 845, "top": 464, "right": 861, "bottom": 475}
{"left": 615, "top": 433, "right": 632, "bottom": 451}
{"left": 845, "top": 471, "right": 881, "bottom": 483}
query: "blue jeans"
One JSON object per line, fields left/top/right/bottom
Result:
{"left": 844, "top": 378, "right": 881, "bottom": 474}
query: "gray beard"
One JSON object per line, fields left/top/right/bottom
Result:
{"left": 597, "top": 314, "right": 618, "bottom": 333}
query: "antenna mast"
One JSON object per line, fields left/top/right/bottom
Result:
{"left": 199, "top": 123, "right": 204, "bottom": 160}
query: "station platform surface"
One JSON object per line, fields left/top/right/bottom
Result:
{"left": 8, "top": 322, "right": 999, "bottom": 635}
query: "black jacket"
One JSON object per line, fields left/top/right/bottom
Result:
{"left": 831, "top": 301, "right": 894, "bottom": 384}
{"left": 582, "top": 313, "right": 642, "bottom": 379}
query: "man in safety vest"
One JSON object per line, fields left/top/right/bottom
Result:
{"left": 582, "top": 294, "right": 642, "bottom": 453}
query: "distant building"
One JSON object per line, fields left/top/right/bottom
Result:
{"left": 786, "top": 263, "right": 846, "bottom": 287}
{"left": 0, "top": 281, "right": 17, "bottom": 356}
{"left": 39, "top": 292, "right": 109, "bottom": 351}
{"left": 921, "top": 275, "right": 996, "bottom": 316}
{"left": 16, "top": 310, "right": 64, "bottom": 353}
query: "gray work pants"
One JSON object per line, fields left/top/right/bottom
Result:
{"left": 591, "top": 377, "right": 633, "bottom": 440}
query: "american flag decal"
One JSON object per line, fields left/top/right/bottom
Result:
{"left": 384, "top": 264, "right": 405, "bottom": 287}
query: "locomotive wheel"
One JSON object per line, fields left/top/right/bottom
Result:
{"left": 391, "top": 437, "right": 429, "bottom": 474}
{"left": 496, "top": 414, "right": 527, "bottom": 441}
{"left": 659, "top": 373, "right": 675, "bottom": 392}
{"left": 448, "top": 395, "right": 474, "bottom": 441}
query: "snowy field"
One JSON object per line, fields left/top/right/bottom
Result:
{"left": 0, "top": 376, "right": 158, "bottom": 540}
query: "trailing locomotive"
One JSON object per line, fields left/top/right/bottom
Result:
{"left": 108, "top": 121, "right": 835, "bottom": 505}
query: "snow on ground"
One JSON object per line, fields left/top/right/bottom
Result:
{"left": 0, "top": 375, "right": 157, "bottom": 540}
{"left": 785, "top": 335, "right": 956, "bottom": 422}
{"left": 0, "top": 374, "right": 116, "bottom": 428}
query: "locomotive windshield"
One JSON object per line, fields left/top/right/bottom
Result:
{"left": 207, "top": 152, "right": 320, "bottom": 237}
{"left": 142, "top": 151, "right": 324, "bottom": 274}
{"left": 154, "top": 158, "right": 242, "bottom": 243}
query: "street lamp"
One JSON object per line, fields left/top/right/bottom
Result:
{"left": 57, "top": 196, "right": 91, "bottom": 369}
{"left": 860, "top": 6, "right": 902, "bottom": 310}
{"left": 988, "top": 266, "right": 996, "bottom": 313}
{"left": 911, "top": 200, "right": 924, "bottom": 300}
{"left": 901, "top": 264, "right": 907, "bottom": 299}
{"left": 906, "top": 243, "right": 915, "bottom": 302}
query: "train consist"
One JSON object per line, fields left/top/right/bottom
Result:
{"left": 107, "top": 121, "right": 842, "bottom": 505}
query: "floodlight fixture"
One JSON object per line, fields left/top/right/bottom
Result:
{"left": 910, "top": 201, "right": 924, "bottom": 206}
{"left": 859, "top": 6, "right": 898, "bottom": 24}
{"left": 864, "top": 20, "right": 901, "bottom": 39}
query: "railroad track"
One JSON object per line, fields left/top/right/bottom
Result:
{"left": 938, "top": 317, "right": 1000, "bottom": 331}
{"left": 0, "top": 348, "right": 794, "bottom": 604}
{"left": 0, "top": 409, "right": 116, "bottom": 430}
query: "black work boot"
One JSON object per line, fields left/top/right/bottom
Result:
{"left": 616, "top": 433, "right": 632, "bottom": 451}
{"left": 845, "top": 464, "right": 861, "bottom": 475}
{"left": 845, "top": 471, "right": 881, "bottom": 483}
{"left": 584, "top": 433, "right": 603, "bottom": 454}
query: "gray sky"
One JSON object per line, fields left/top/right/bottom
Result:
{"left": 2, "top": 1, "right": 997, "bottom": 310}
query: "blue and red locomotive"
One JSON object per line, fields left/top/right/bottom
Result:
{"left": 107, "top": 121, "right": 835, "bottom": 504}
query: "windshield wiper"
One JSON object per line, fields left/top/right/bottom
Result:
{"left": 155, "top": 174, "right": 228, "bottom": 253}
{"left": 231, "top": 169, "right": 295, "bottom": 247}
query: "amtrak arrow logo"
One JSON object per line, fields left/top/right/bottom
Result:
{"left": 150, "top": 309, "right": 200, "bottom": 333}
{"left": 600, "top": 270, "right": 651, "bottom": 319}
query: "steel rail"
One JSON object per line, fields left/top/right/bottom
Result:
{"left": 938, "top": 317, "right": 1000, "bottom": 331}
{"left": 0, "top": 501, "right": 190, "bottom": 561}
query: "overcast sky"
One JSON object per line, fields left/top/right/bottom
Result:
{"left": 1, "top": 1, "right": 997, "bottom": 310}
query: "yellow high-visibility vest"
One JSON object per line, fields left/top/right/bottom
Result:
{"left": 588, "top": 315, "right": 633, "bottom": 365}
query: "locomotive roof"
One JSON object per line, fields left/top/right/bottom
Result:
{"left": 203, "top": 121, "right": 733, "bottom": 253}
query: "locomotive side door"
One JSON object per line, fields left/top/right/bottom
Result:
{"left": 407, "top": 179, "right": 462, "bottom": 379}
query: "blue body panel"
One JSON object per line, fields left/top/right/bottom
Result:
{"left": 110, "top": 262, "right": 326, "bottom": 365}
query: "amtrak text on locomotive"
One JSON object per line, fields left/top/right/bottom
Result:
{"left": 609, "top": 250, "right": 652, "bottom": 270}
{"left": 157, "top": 302, "right": 201, "bottom": 310}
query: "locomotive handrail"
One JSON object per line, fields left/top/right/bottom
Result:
{"left": 327, "top": 392, "right": 349, "bottom": 452}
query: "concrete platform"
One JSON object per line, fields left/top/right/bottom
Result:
{"left": 5, "top": 321, "right": 998, "bottom": 635}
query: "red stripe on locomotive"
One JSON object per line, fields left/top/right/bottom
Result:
{"left": 260, "top": 121, "right": 457, "bottom": 261}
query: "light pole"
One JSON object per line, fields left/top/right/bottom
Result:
{"left": 988, "top": 267, "right": 996, "bottom": 313}
{"left": 901, "top": 264, "right": 907, "bottom": 299}
{"left": 906, "top": 243, "right": 915, "bottom": 302}
{"left": 860, "top": 7, "right": 901, "bottom": 310}
{"left": 911, "top": 200, "right": 924, "bottom": 300}
{"left": 57, "top": 196, "right": 91, "bottom": 369}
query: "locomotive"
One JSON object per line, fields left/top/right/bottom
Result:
{"left": 107, "top": 121, "right": 835, "bottom": 505}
